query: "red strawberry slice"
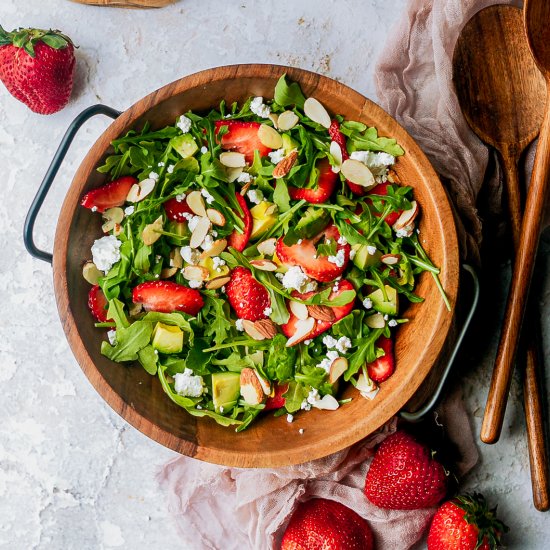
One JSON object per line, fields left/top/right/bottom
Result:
{"left": 367, "top": 182, "right": 402, "bottom": 226}
{"left": 163, "top": 197, "right": 192, "bottom": 222}
{"left": 328, "top": 120, "right": 366, "bottom": 196}
{"left": 227, "top": 193, "right": 252, "bottom": 252}
{"left": 81, "top": 176, "right": 137, "bottom": 213}
{"left": 88, "top": 284, "right": 109, "bottom": 322}
{"left": 264, "top": 383, "right": 289, "bottom": 411}
{"left": 367, "top": 336, "right": 395, "bottom": 383}
{"left": 288, "top": 158, "right": 338, "bottom": 203}
{"left": 281, "top": 280, "right": 355, "bottom": 345}
{"left": 276, "top": 224, "right": 351, "bottom": 282}
{"left": 225, "top": 266, "right": 270, "bottom": 321}
{"left": 132, "top": 281, "right": 204, "bottom": 316}
{"left": 215, "top": 120, "right": 271, "bottom": 163}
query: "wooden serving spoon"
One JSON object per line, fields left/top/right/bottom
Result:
{"left": 453, "top": 5, "right": 549, "bottom": 510}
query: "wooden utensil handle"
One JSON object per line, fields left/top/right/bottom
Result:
{"left": 482, "top": 94, "right": 550, "bottom": 443}
{"left": 501, "top": 155, "right": 523, "bottom": 249}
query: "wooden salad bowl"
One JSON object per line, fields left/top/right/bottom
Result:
{"left": 53, "top": 64, "right": 459, "bottom": 467}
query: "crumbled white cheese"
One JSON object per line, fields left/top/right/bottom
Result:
{"left": 304, "top": 339, "right": 312, "bottom": 346}
{"left": 307, "top": 388, "right": 321, "bottom": 405}
{"left": 211, "top": 230, "right": 218, "bottom": 238}
{"left": 322, "top": 335, "right": 338, "bottom": 349}
{"left": 367, "top": 245, "right": 377, "bottom": 255}
{"left": 158, "top": 161, "right": 165, "bottom": 167}
{"left": 268, "top": 148, "right": 285, "bottom": 164}
{"left": 317, "top": 350, "right": 340, "bottom": 372}
{"left": 286, "top": 414, "right": 294, "bottom": 423}
{"left": 235, "top": 319, "right": 244, "bottom": 331}
{"left": 263, "top": 306, "right": 272, "bottom": 317}
{"left": 186, "top": 214, "right": 202, "bottom": 232}
{"left": 250, "top": 96, "right": 271, "bottom": 118}
{"left": 167, "top": 164, "right": 175, "bottom": 174}
{"left": 200, "top": 146, "right": 208, "bottom": 154}
{"left": 176, "top": 114, "right": 192, "bottom": 134}
{"left": 200, "top": 234, "right": 214, "bottom": 251}
{"left": 149, "top": 171, "right": 160, "bottom": 181}
{"left": 247, "top": 189, "right": 264, "bottom": 205}
{"left": 335, "top": 336, "right": 352, "bottom": 354}
{"left": 107, "top": 330, "right": 117, "bottom": 346}
{"left": 175, "top": 193, "right": 186, "bottom": 202}
{"left": 212, "top": 256, "right": 226, "bottom": 271}
{"left": 363, "top": 298, "right": 373, "bottom": 310}
{"left": 337, "top": 236, "right": 347, "bottom": 245}
{"left": 383, "top": 314, "right": 389, "bottom": 321}
{"left": 124, "top": 206, "right": 134, "bottom": 216}
{"left": 180, "top": 246, "right": 201, "bottom": 265}
{"left": 327, "top": 249, "right": 346, "bottom": 268}
{"left": 201, "top": 188, "right": 215, "bottom": 204}
{"left": 91, "top": 206, "right": 98, "bottom": 212}
{"left": 237, "top": 172, "right": 253, "bottom": 184}
{"left": 388, "top": 319, "right": 398, "bottom": 327}
{"left": 91, "top": 235, "right": 122, "bottom": 273}
{"left": 281, "top": 266, "right": 317, "bottom": 293}
{"left": 350, "top": 151, "right": 395, "bottom": 178}
{"left": 174, "top": 368, "right": 204, "bottom": 397}
{"left": 188, "top": 279, "right": 203, "bottom": 289}
{"left": 395, "top": 225, "right": 414, "bottom": 238}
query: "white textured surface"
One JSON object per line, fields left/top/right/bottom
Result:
{"left": 0, "top": 0, "right": 549, "bottom": 548}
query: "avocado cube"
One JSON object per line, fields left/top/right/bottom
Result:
{"left": 250, "top": 201, "right": 278, "bottom": 239}
{"left": 367, "top": 285, "right": 399, "bottom": 316}
{"left": 282, "top": 134, "right": 299, "bottom": 155}
{"left": 211, "top": 372, "right": 241, "bottom": 413}
{"left": 352, "top": 244, "right": 381, "bottom": 270}
{"left": 152, "top": 322, "right": 184, "bottom": 354}
{"left": 170, "top": 134, "right": 199, "bottom": 158}
{"left": 294, "top": 207, "right": 331, "bottom": 239}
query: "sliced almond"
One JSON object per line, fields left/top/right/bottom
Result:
{"left": 393, "top": 201, "right": 419, "bottom": 231}
{"left": 329, "top": 357, "right": 348, "bottom": 384}
{"left": 183, "top": 265, "right": 209, "bottom": 282}
{"left": 387, "top": 168, "right": 401, "bottom": 184}
{"left": 254, "top": 370, "right": 271, "bottom": 395}
{"left": 220, "top": 151, "right": 246, "bottom": 168}
{"left": 289, "top": 300, "right": 309, "bottom": 321}
{"left": 268, "top": 112, "right": 279, "bottom": 129}
{"left": 186, "top": 190, "right": 207, "bottom": 217}
{"left": 249, "top": 350, "right": 264, "bottom": 366}
{"left": 112, "top": 223, "right": 123, "bottom": 236}
{"left": 200, "top": 238, "right": 227, "bottom": 259}
{"left": 206, "top": 208, "right": 226, "bottom": 227}
{"left": 277, "top": 110, "right": 299, "bottom": 131}
{"left": 381, "top": 253, "right": 401, "bottom": 265}
{"left": 313, "top": 394, "right": 340, "bottom": 410}
{"left": 341, "top": 159, "right": 375, "bottom": 189}
{"left": 304, "top": 97, "right": 331, "bottom": 129}
{"left": 226, "top": 166, "right": 244, "bottom": 182}
{"left": 286, "top": 317, "right": 315, "bottom": 347}
{"left": 264, "top": 204, "right": 278, "bottom": 216}
{"left": 365, "top": 313, "right": 386, "bottom": 329}
{"left": 250, "top": 259, "right": 278, "bottom": 271}
{"left": 240, "top": 180, "right": 252, "bottom": 196}
{"left": 253, "top": 318, "right": 278, "bottom": 339}
{"left": 142, "top": 216, "right": 164, "bottom": 246}
{"left": 82, "top": 261, "right": 102, "bottom": 285}
{"left": 273, "top": 150, "right": 298, "bottom": 179}
{"left": 240, "top": 368, "right": 264, "bottom": 405}
{"left": 170, "top": 248, "right": 184, "bottom": 269}
{"left": 307, "top": 304, "right": 335, "bottom": 322}
{"left": 258, "top": 124, "right": 283, "bottom": 149}
{"left": 160, "top": 267, "right": 178, "bottom": 279}
{"left": 102, "top": 207, "right": 124, "bottom": 224}
{"left": 242, "top": 319, "right": 267, "bottom": 341}
{"left": 356, "top": 373, "right": 376, "bottom": 393}
{"left": 189, "top": 217, "right": 211, "bottom": 249}
{"left": 101, "top": 219, "right": 117, "bottom": 233}
{"left": 205, "top": 275, "right": 231, "bottom": 290}
{"left": 329, "top": 141, "right": 343, "bottom": 173}
{"left": 126, "top": 178, "right": 156, "bottom": 203}
{"left": 257, "top": 238, "right": 277, "bottom": 256}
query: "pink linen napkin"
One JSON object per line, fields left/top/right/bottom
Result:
{"left": 156, "top": 1, "right": 530, "bottom": 547}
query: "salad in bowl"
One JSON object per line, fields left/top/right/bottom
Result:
{"left": 79, "top": 75, "right": 448, "bottom": 432}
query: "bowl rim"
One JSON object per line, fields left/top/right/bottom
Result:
{"left": 53, "top": 64, "right": 459, "bottom": 467}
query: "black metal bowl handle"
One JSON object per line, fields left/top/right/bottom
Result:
{"left": 24, "top": 104, "right": 121, "bottom": 264}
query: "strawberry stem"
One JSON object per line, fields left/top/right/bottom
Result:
{"left": 0, "top": 26, "right": 73, "bottom": 57}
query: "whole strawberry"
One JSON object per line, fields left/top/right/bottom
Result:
{"left": 364, "top": 430, "right": 448, "bottom": 510}
{"left": 0, "top": 25, "right": 75, "bottom": 114}
{"left": 427, "top": 493, "right": 508, "bottom": 550}
{"left": 280, "top": 498, "right": 374, "bottom": 550}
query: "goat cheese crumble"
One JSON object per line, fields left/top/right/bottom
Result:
{"left": 247, "top": 188, "right": 264, "bottom": 205}
{"left": 281, "top": 266, "right": 318, "bottom": 293}
{"left": 176, "top": 114, "right": 192, "bottom": 134}
{"left": 174, "top": 368, "right": 204, "bottom": 397}
{"left": 91, "top": 235, "right": 122, "bottom": 273}
{"left": 268, "top": 148, "right": 285, "bottom": 164}
{"left": 250, "top": 96, "right": 271, "bottom": 118}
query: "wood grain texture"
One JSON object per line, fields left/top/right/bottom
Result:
{"left": 52, "top": 64, "right": 458, "bottom": 468}
{"left": 69, "top": 0, "right": 175, "bottom": 7}
{"left": 454, "top": 5, "right": 549, "bottom": 510}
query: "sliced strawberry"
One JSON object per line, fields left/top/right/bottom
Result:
{"left": 163, "top": 197, "right": 192, "bottom": 222}
{"left": 227, "top": 193, "right": 252, "bottom": 252}
{"left": 281, "top": 280, "right": 355, "bottom": 345}
{"left": 328, "top": 120, "right": 366, "bottom": 196}
{"left": 88, "top": 284, "right": 109, "bottom": 322}
{"left": 367, "top": 336, "right": 395, "bottom": 382}
{"left": 132, "top": 281, "right": 204, "bottom": 316}
{"left": 276, "top": 224, "right": 350, "bottom": 282}
{"left": 367, "top": 182, "right": 402, "bottom": 226}
{"left": 215, "top": 120, "right": 271, "bottom": 163}
{"left": 265, "top": 382, "right": 289, "bottom": 411}
{"left": 288, "top": 158, "right": 338, "bottom": 203}
{"left": 81, "top": 176, "right": 137, "bottom": 213}
{"left": 225, "top": 266, "right": 270, "bottom": 321}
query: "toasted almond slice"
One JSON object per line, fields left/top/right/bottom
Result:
{"left": 160, "top": 267, "right": 178, "bottom": 279}
{"left": 268, "top": 112, "right": 279, "bottom": 129}
{"left": 220, "top": 151, "right": 246, "bottom": 168}
{"left": 126, "top": 183, "right": 141, "bottom": 203}
{"left": 200, "top": 238, "right": 228, "bottom": 259}
{"left": 313, "top": 394, "right": 340, "bottom": 410}
{"left": 249, "top": 350, "right": 264, "bottom": 366}
{"left": 286, "top": 317, "right": 315, "bottom": 347}
{"left": 142, "top": 216, "right": 164, "bottom": 246}
{"left": 183, "top": 265, "right": 209, "bottom": 282}
{"left": 341, "top": 159, "right": 375, "bottom": 188}
{"left": 264, "top": 204, "right": 278, "bottom": 216}
{"left": 189, "top": 217, "right": 211, "bottom": 249}
{"left": 240, "top": 368, "right": 264, "bottom": 405}
{"left": 329, "top": 140, "right": 343, "bottom": 172}
{"left": 170, "top": 248, "right": 184, "bottom": 269}
{"left": 289, "top": 300, "right": 309, "bottom": 321}
{"left": 186, "top": 190, "right": 207, "bottom": 217}
{"left": 387, "top": 168, "right": 401, "bottom": 184}
{"left": 258, "top": 124, "right": 283, "bottom": 149}
{"left": 127, "top": 178, "right": 156, "bottom": 203}
{"left": 242, "top": 319, "right": 267, "bottom": 341}
{"left": 356, "top": 373, "right": 376, "bottom": 393}
{"left": 257, "top": 238, "right": 277, "bottom": 256}
{"left": 102, "top": 207, "right": 124, "bottom": 224}
{"left": 240, "top": 180, "right": 252, "bottom": 196}
{"left": 365, "top": 313, "right": 386, "bottom": 329}
{"left": 113, "top": 223, "right": 123, "bottom": 236}
{"left": 273, "top": 150, "right": 298, "bottom": 179}
{"left": 205, "top": 275, "right": 231, "bottom": 290}
{"left": 393, "top": 201, "right": 419, "bottom": 230}
{"left": 329, "top": 357, "right": 348, "bottom": 384}
{"left": 101, "top": 219, "right": 117, "bottom": 233}
{"left": 207, "top": 208, "right": 226, "bottom": 227}
{"left": 250, "top": 259, "right": 278, "bottom": 271}
{"left": 226, "top": 166, "right": 244, "bottom": 182}
{"left": 277, "top": 110, "right": 299, "bottom": 131}
{"left": 307, "top": 304, "right": 336, "bottom": 322}
{"left": 304, "top": 97, "right": 331, "bottom": 129}
{"left": 254, "top": 370, "right": 271, "bottom": 395}
{"left": 381, "top": 253, "right": 401, "bottom": 265}
{"left": 253, "top": 318, "right": 278, "bottom": 339}
{"left": 82, "top": 261, "right": 102, "bottom": 285}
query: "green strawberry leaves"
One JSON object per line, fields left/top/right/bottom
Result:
{"left": 0, "top": 26, "right": 73, "bottom": 57}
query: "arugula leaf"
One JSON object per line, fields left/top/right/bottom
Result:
{"left": 107, "top": 298, "right": 130, "bottom": 329}
{"left": 138, "top": 345, "right": 158, "bottom": 375}
{"left": 283, "top": 381, "right": 308, "bottom": 413}
{"left": 342, "top": 124, "right": 405, "bottom": 156}
{"left": 253, "top": 271, "right": 290, "bottom": 325}
{"left": 274, "top": 74, "right": 306, "bottom": 109}
{"left": 316, "top": 239, "right": 337, "bottom": 258}
{"left": 157, "top": 365, "right": 197, "bottom": 408}
{"left": 345, "top": 328, "right": 384, "bottom": 380}
{"left": 266, "top": 334, "right": 296, "bottom": 381}
{"left": 273, "top": 179, "right": 291, "bottom": 213}
{"left": 212, "top": 352, "right": 255, "bottom": 372}
{"left": 202, "top": 294, "right": 232, "bottom": 345}
{"left": 101, "top": 321, "right": 153, "bottom": 362}
{"left": 186, "top": 407, "right": 243, "bottom": 427}
{"left": 185, "top": 338, "right": 212, "bottom": 375}
{"left": 142, "top": 312, "right": 193, "bottom": 333}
